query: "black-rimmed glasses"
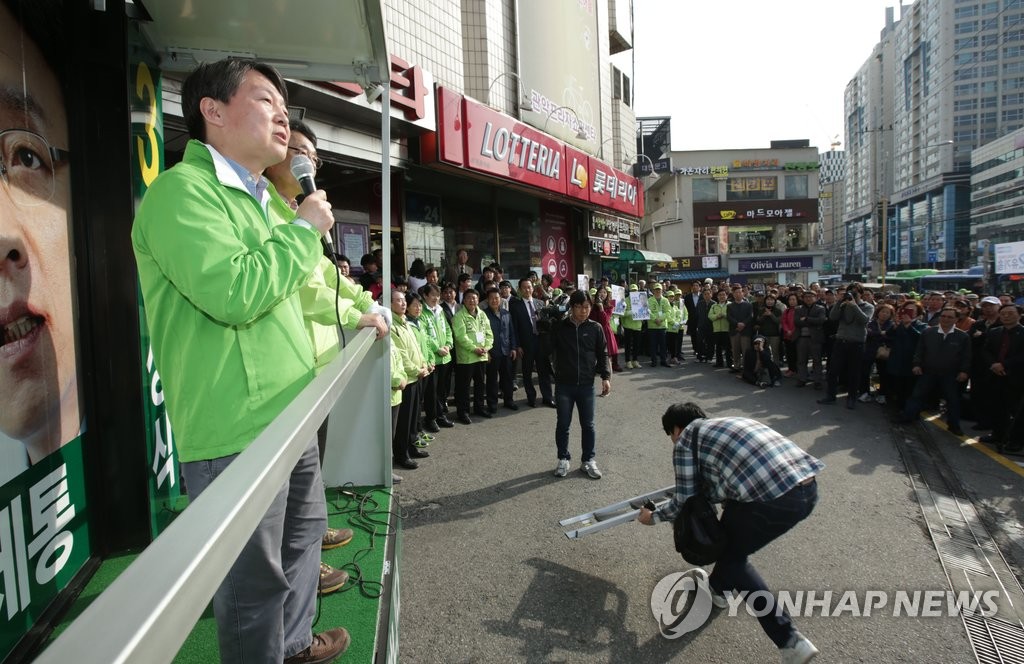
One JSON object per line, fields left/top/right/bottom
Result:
{"left": 0, "top": 129, "right": 69, "bottom": 207}
{"left": 287, "top": 145, "right": 322, "bottom": 170}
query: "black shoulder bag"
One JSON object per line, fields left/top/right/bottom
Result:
{"left": 672, "top": 421, "right": 728, "bottom": 565}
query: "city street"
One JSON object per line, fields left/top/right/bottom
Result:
{"left": 397, "top": 356, "right": 1024, "bottom": 663}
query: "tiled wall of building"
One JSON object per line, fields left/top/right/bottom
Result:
{"left": 383, "top": 0, "right": 634, "bottom": 160}
{"left": 461, "top": 0, "right": 518, "bottom": 111}
{"left": 385, "top": 0, "right": 465, "bottom": 91}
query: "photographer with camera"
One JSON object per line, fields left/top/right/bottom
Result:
{"left": 638, "top": 402, "right": 823, "bottom": 663}
{"left": 818, "top": 283, "right": 873, "bottom": 409}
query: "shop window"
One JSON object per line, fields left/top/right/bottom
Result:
{"left": 440, "top": 199, "right": 495, "bottom": 282}
{"left": 779, "top": 224, "right": 809, "bottom": 251}
{"left": 728, "top": 226, "right": 776, "bottom": 253}
{"left": 726, "top": 176, "right": 777, "bottom": 201}
{"left": 784, "top": 174, "right": 808, "bottom": 199}
{"left": 498, "top": 209, "right": 541, "bottom": 279}
{"left": 692, "top": 178, "right": 719, "bottom": 202}
{"left": 694, "top": 226, "right": 719, "bottom": 255}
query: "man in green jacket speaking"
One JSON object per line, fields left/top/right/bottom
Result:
{"left": 131, "top": 59, "right": 348, "bottom": 664}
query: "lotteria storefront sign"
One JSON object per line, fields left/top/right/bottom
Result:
{"left": 426, "top": 88, "right": 642, "bottom": 218}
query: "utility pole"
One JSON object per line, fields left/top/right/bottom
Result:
{"left": 880, "top": 196, "right": 888, "bottom": 286}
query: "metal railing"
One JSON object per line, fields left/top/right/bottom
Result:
{"left": 36, "top": 328, "right": 388, "bottom": 664}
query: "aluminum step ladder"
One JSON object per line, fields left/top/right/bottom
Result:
{"left": 559, "top": 485, "right": 675, "bottom": 539}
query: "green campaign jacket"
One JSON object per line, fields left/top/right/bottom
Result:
{"left": 452, "top": 306, "right": 494, "bottom": 364}
{"left": 132, "top": 140, "right": 321, "bottom": 462}
{"left": 648, "top": 295, "right": 671, "bottom": 330}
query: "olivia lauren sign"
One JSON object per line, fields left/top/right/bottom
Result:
{"left": 427, "top": 89, "right": 641, "bottom": 218}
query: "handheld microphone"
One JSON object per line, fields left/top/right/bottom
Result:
{"left": 289, "top": 154, "right": 334, "bottom": 256}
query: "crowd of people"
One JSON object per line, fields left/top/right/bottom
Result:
{"left": 386, "top": 264, "right": 1024, "bottom": 473}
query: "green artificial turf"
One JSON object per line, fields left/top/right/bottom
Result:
{"left": 45, "top": 487, "right": 394, "bottom": 663}
{"left": 173, "top": 485, "right": 393, "bottom": 663}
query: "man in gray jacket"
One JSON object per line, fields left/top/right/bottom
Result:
{"left": 819, "top": 283, "right": 874, "bottom": 408}
{"left": 727, "top": 285, "right": 754, "bottom": 372}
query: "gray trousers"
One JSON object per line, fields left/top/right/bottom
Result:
{"left": 181, "top": 435, "right": 326, "bottom": 662}
{"left": 730, "top": 333, "right": 751, "bottom": 369}
{"left": 796, "top": 336, "right": 823, "bottom": 383}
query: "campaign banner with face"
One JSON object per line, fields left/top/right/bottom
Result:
{"left": 129, "top": 22, "right": 181, "bottom": 540}
{"left": 0, "top": 2, "right": 91, "bottom": 657}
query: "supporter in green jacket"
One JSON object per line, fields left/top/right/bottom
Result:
{"left": 392, "top": 291, "right": 429, "bottom": 468}
{"left": 420, "top": 285, "right": 455, "bottom": 429}
{"left": 391, "top": 341, "right": 405, "bottom": 408}
{"left": 648, "top": 285, "right": 671, "bottom": 330}
{"left": 710, "top": 295, "right": 731, "bottom": 333}
{"left": 406, "top": 296, "right": 437, "bottom": 373}
{"left": 267, "top": 190, "right": 384, "bottom": 369}
{"left": 452, "top": 293, "right": 494, "bottom": 363}
{"left": 420, "top": 286, "right": 454, "bottom": 366}
{"left": 621, "top": 284, "right": 644, "bottom": 368}
{"left": 451, "top": 290, "right": 493, "bottom": 422}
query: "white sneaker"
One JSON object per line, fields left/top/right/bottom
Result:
{"left": 553, "top": 459, "right": 570, "bottom": 477}
{"left": 858, "top": 392, "right": 872, "bottom": 403}
{"left": 710, "top": 589, "right": 730, "bottom": 609}
{"left": 581, "top": 459, "right": 603, "bottom": 479}
{"left": 875, "top": 394, "right": 886, "bottom": 405}
{"left": 780, "top": 632, "right": 819, "bottom": 664}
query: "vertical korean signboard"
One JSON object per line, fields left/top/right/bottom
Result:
{"left": 517, "top": 0, "right": 600, "bottom": 153}
{"left": 1, "top": 2, "right": 90, "bottom": 658}
{"left": 540, "top": 203, "right": 574, "bottom": 284}
{"left": 129, "top": 23, "right": 180, "bottom": 539}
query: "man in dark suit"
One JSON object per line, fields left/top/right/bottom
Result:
{"left": 968, "top": 296, "right": 1003, "bottom": 430}
{"left": 682, "top": 281, "right": 703, "bottom": 360}
{"left": 510, "top": 277, "right": 555, "bottom": 407}
{"left": 446, "top": 248, "right": 473, "bottom": 284}
{"left": 981, "top": 305, "right": 1024, "bottom": 454}
{"left": 898, "top": 307, "right": 971, "bottom": 435}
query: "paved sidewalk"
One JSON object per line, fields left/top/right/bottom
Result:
{"left": 398, "top": 360, "right": 985, "bottom": 663}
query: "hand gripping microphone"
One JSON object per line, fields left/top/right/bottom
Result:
{"left": 289, "top": 154, "right": 334, "bottom": 258}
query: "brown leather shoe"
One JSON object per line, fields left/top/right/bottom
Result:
{"left": 321, "top": 527, "right": 354, "bottom": 550}
{"left": 284, "top": 627, "right": 350, "bottom": 664}
{"left": 318, "top": 562, "right": 349, "bottom": 595}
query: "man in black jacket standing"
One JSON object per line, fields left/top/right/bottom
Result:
{"left": 898, "top": 307, "right": 971, "bottom": 435}
{"left": 683, "top": 281, "right": 703, "bottom": 360}
{"left": 981, "top": 304, "right": 1024, "bottom": 454}
{"left": 549, "top": 291, "right": 611, "bottom": 479}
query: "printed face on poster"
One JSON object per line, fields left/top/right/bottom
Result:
{"left": 630, "top": 292, "right": 650, "bottom": 320}
{"left": 0, "top": 1, "right": 83, "bottom": 489}
{"left": 1, "top": 3, "right": 91, "bottom": 659}
{"left": 611, "top": 285, "right": 625, "bottom": 315}
{"left": 577, "top": 274, "right": 588, "bottom": 292}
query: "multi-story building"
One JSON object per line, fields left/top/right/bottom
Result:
{"left": 641, "top": 139, "right": 824, "bottom": 286}
{"left": 818, "top": 148, "right": 847, "bottom": 276}
{"left": 842, "top": 0, "right": 1024, "bottom": 275}
{"left": 971, "top": 127, "right": 1024, "bottom": 289}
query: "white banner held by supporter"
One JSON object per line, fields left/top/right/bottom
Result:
{"left": 630, "top": 292, "right": 650, "bottom": 320}
{"left": 577, "top": 274, "right": 589, "bottom": 292}
{"left": 611, "top": 285, "right": 625, "bottom": 315}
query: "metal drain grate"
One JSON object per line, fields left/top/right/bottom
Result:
{"left": 963, "top": 613, "right": 1024, "bottom": 664}
{"left": 894, "top": 426, "right": 1024, "bottom": 663}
